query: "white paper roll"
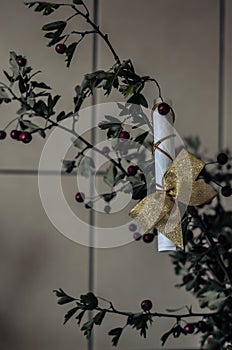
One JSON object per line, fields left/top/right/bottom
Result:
{"left": 153, "top": 100, "right": 177, "bottom": 252}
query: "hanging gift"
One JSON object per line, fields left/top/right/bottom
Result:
{"left": 129, "top": 102, "right": 217, "bottom": 251}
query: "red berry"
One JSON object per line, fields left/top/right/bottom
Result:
{"left": 197, "top": 320, "right": 207, "bottom": 332}
{"left": 0, "top": 130, "right": 7, "bottom": 139}
{"left": 55, "top": 43, "right": 66, "bottom": 54}
{"left": 217, "top": 153, "right": 228, "bottom": 165}
{"left": 133, "top": 232, "right": 142, "bottom": 241}
{"left": 17, "top": 56, "right": 27, "bottom": 67}
{"left": 119, "top": 130, "right": 130, "bottom": 140}
{"left": 221, "top": 185, "right": 232, "bottom": 197}
{"left": 129, "top": 223, "right": 137, "bottom": 232}
{"left": 127, "top": 165, "right": 138, "bottom": 176}
{"left": 141, "top": 299, "right": 153, "bottom": 312}
{"left": 158, "top": 102, "right": 170, "bottom": 115}
{"left": 75, "top": 192, "right": 85, "bottom": 203}
{"left": 10, "top": 129, "right": 21, "bottom": 140}
{"left": 19, "top": 131, "right": 32, "bottom": 143}
{"left": 184, "top": 324, "right": 195, "bottom": 334}
{"left": 142, "top": 233, "right": 154, "bottom": 243}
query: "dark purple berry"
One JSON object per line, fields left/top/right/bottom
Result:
{"left": 184, "top": 324, "right": 195, "bottom": 334}
{"left": 133, "top": 232, "right": 142, "bottom": 241}
{"left": 102, "top": 146, "right": 110, "bottom": 155}
{"left": 183, "top": 274, "right": 193, "bottom": 284}
{"left": 197, "top": 320, "right": 207, "bottom": 332}
{"left": 217, "top": 153, "right": 228, "bottom": 165}
{"left": 75, "top": 192, "right": 85, "bottom": 203}
{"left": 185, "top": 229, "right": 194, "bottom": 241}
{"left": 142, "top": 233, "right": 154, "bottom": 243}
{"left": 157, "top": 102, "right": 170, "bottom": 116}
{"left": 218, "top": 234, "right": 228, "bottom": 246}
{"left": 141, "top": 299, "right": 152, "bottom": 312}
{"left": 19, "top": 131, "right": 32, "bottom": 143}
{"left": 0, "top": 130, "right": 7, "bottom": 140}
{"left": 10, "top": 129, "right": 20, "bottom": 140}
{"left": 221, "top": 185, "right": 232, "bottom": 197}
{"left": 227, "top": 164, "right": 231, "bottom": 170}
{"left": 55, "top": 43, "right": 66, "bottom": 54}
{"left": 17, "top": 56, "right": 27, "bottom": 67}
{"left": 127, "top": 165, "right": 138, "bottom": 176}
{"left": 129, "top": 223, "right": 137, "bottom": 232}
{"left": 119, "top": 130, "right": 130, "bottom": 140}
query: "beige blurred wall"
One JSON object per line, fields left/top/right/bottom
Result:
{"left": 0, "top": 1, "right": 231, "bottom": 350}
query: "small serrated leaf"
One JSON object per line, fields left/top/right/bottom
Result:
{"left": 108, "top": 327, "right": 123, "bottom": 346}
{"left": 42, "top": 21, "right": 66, "bottom": 31}
{"left": 93, "top": 310, "right": 106, "bottom": 325}
{"left": 64, "top": 307, "right": 79, "bottom": 325}
{"left": 104, "top": 164, "right": 117, "bottom": 187}
{"left": 65, "top": 42, "right": 78, "bottom": 68}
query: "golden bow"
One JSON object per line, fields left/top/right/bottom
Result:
{"left": 129, "top": 149, "right": 217, "bottom": 249}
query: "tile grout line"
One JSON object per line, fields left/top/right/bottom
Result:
{"left": 218, "top": 0, "right": 226, "bottom": 151}
{"left": 88, "top": 1, "right": 99, "bottom": 350}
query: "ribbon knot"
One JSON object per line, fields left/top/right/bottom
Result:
{"left": 129, "top": 149, "right": 217, "bottom": 249}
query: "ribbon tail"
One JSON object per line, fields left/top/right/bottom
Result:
{"left": 156, "top": 202, "right": 184, "bottom": 249}
{"left": 129, "top": 191, "right": 173, "bottom": 234}
{"left": 188, "top": 179, "right": 218, "bottom": 206}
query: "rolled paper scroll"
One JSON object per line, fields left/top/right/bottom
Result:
{"left": 152, "top": 100, "right": 177, "bottom": 252}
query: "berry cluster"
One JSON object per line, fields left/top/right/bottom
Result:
{"left": 129, "top": 223, "right": 155, "bottom": 243}
{"left": 217, "top": 153, "right": 232, "bottom": 197}
{"left": 0, "top": 130, "right": 32, "bottom": 143}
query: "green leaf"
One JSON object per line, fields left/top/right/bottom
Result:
{"left": 76, "top": 310, "right": 86, "bottom": 325}
{"left": 19, "top": 119, "right": 40, "bottom": 131}
{"left": 47, "top": 94, "right": 60, "bottom": 112}
{"left": 18, "top": 77, "right": 28, "bottom": 94}
{"left": 208, "top": 296, "right": 226, "bottom": 310}
{"left": 93, "top": 310, "right": 106, "bottom": 325}
{"left": 42, "top": 20, "right": 66, "bottom": 31}
{"left": 108, "top": 327, "right": 123, "bottom": 346}
{"left": 78, "top": 156, "right": 95, "bottom": 177}
{"left": 63, "top": 160, "right": 76, "bottom": 174}
{"left": 64, "top": 306, "right": 79, "bottom": 325}
{"left": 80, "top": 292, "right": 98, "bottom": 310}
{"left": 81, "top": 319, "right": 94, "bottom": 339}
{"left": 134, "top": 131, "right": 149, "bottom": 145}
{"left": 72, "top": 136, "right": 83, "bottom": 149}
{"left": 0, "top": 88, "right": 10, "bottom": 99}
{"left": 73, "top": 0, "right": 83, "bottom": 4}
{"left": 56, "top": 111, "right": 66, "bottom": 122}
{"left": 38, "top": 129, "right": 46, "bottom": 138}
{"left": 34, "top": 99, "right": 48, "bottom": 115}
{"left": 53, "top": 289, "right": 76, "bottom": 305}
{"left": 25, "top": 1, "right": 61, "bottom": 15}
{"left": 106, "top": 124, "right": 122, "bottom": 139}
{"left": 104, "top": 164, "right": 118, "bottom": 187}
{"left": 127, "top": 313, "right": 152, "bottom": 338}
{"left": 31, "top": 81, "right": 51, "bottom": 89}
{"left": 161, "top": 328, "right": 174, "bottom": 346}
{"left": 127, "top": 93, "right": 148, "bottom": 108}
{"left": 65, "top": 42, "right": 78, "bottom": 68}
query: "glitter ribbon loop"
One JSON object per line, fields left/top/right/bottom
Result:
{"left": 129, "top": 149, "right": 217, "bottom": 249}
